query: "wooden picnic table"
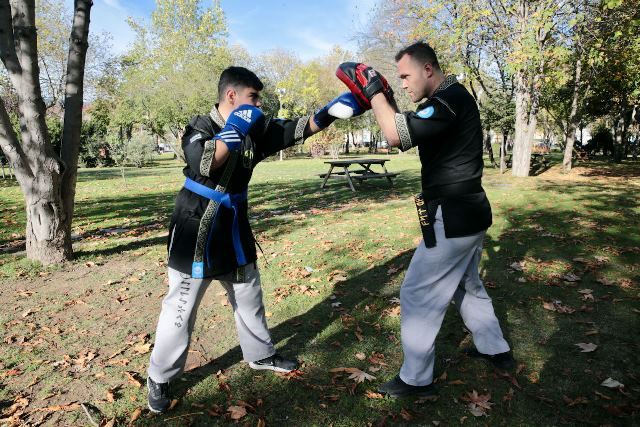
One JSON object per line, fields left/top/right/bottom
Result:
{"left": 319, "top": 158, "right": 398, "bottom": 192}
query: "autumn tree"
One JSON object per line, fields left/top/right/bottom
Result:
{"left": 0, "top": 0, "right": 92, "bottom": 264}
{"left": 112, "top": 0, "right": 230, "bottom": 158}
{"left": 582, "top": 0, "right": 640, "bottom": 162}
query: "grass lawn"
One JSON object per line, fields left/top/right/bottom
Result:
{"left": 0, "top": 153, "right": 639, "bottom": 426}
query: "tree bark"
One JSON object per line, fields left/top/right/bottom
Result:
{"left": 0, "top": 0, "right": 92, "bottom": 265}
{"left": 562, "top": 56, "right": 582, "bottom": 172}
{"left": 60, "top": 0, "right": 92, "bottom": 238}
{"left": 500, "top": 132, "right": 508, "bottom": 174}
{"left": 512, "top": 69, "right": 533, "bottom": 176}
{"left": 484, "top": 127, "right": 497, "bottom": 167}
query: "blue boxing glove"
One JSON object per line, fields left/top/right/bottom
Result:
{"left": 313, "top": 92, "right": 364, "bottom": 130}
{"left": 216, "top": 104, "right": 265, "bottom": 151}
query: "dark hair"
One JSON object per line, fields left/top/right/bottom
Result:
{"left": 217, "top": 66, "right": 264, "bottom": 101}
{"left": 395, "top": 42, "right": 440, "bottom": 70}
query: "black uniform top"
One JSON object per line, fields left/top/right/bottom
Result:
{"left": 395, "top": 75, "right": 492, "bottom": 237}
{"left": 167, "top": 105, "right": 311, "bottom": 277}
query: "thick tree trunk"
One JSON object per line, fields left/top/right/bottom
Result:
{"left": 60, "top": 0, "right": 92, "bottom": 238}
{"left": 0, "top": 0, "right": 92, "bottom": 265}
{"left": 512, "top": 70, "right": 533, "bottom": 177}
{"left": 562, "top": 57, "right": 582, "bottom": 172}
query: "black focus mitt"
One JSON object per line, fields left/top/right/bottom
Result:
{"left": 336, "top": 62, "right": 393, "bottom": 109}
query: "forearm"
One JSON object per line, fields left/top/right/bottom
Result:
{"left": 370, "top": 93, "right": 401, "bottom": 147}
{"left": 304, "top": 114, "right": 322, "bottom": 138}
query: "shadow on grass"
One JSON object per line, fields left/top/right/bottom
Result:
{"left": 136, "top": 165, "right": 639, "bottom": 426}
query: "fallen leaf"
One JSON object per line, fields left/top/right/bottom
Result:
{"left": 168, "top": 399, "right": 179, "bottom": 411}
{"left": 462, "top": 390, "right": 493, "bottom": 417}
{"left": 129, "top": 407, "right": 142, "bottom": 425}
{"left": 227, "top": 405, "right": 247, "bottom": 420}
{"left": 36, "top": 402, "right": 81, "bottom": 412}
{"left": 348, "top": 369, "right": 376, "bottom": 383}
{"left": 124, "top": 372, "right": 142, "bottom": 388}
{"left": 399, "top": 408, "right": 413, "bottom": 421}
{"left": 355, "top": 352, "right": 366, "bottom": 360}
{"left": 601, "top": 378, "right": 624, "bottom": 388}
{"left": 365, "top": 390, "right": 384, "bottom": 399}
{"left": 132, "top": 343, "right": 152, "bottom": 355}
{"left": 509, "top": 261, "right": 524, "bottom": 271}
{"left": 562, "top": 273, "right": 581, "bottom": 282}
{"left": 575, "top": 342, "right": 597, "bottom": 352}
{"left": 1, "top": 369, "right": 22, "bottom": 378}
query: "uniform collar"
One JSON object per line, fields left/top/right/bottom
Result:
{"left": 209, "top": 104, "right": 225, "bottom": 128}
{"left": 432, "top": 75, "right": 458, "bottom": 96}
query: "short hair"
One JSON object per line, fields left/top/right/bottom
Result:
{"left": 217, "top": 66, "right": 264, "bottom": 101}
{"left": 395, "top": 42, "right": 440, "bottom": 70}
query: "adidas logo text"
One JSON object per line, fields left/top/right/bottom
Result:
{"left": 234, "top": 109, "right": 252, "bottom": 123}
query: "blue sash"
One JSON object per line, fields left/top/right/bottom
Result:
{"left": 184, "top": 178, "right": 248, "bottom": 276}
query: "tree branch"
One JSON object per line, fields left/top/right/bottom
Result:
{"left": 0, "top": 95, "right": 34, "bottom": 181}
{"left": 0, "top": 0, "right": 22, "bottom": 84}
{"left": 60, "top": 0, "right": 92, "bottom": 229}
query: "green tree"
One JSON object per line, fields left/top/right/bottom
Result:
{"left": 115, "top": 0, "right": 231, "bottom": 159}
{"left": 582, "top": 0, "right": 640, "bottom": 162}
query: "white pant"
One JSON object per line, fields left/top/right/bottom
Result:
{"left": 148, "top": 264, "right": 275, "bottom": 383}
{"left": 399, "top": 207, "right": 510, "bottom": 386}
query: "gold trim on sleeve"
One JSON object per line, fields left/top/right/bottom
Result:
{"left": 395, "top": 113, "right": 413, "bottom": 152}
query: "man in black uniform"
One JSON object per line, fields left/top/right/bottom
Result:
{"left": 337, "top": 43, "right": 514, "bottom": 398}
{"left": 147, "top": 66, "right": 362, "bottom": 413}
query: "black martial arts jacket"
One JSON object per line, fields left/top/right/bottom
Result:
{"left": 395, "top": 75, "right": 492, "bottom": 238}
{"left": 167, "top": 105, "right": 311, "bottom": 278}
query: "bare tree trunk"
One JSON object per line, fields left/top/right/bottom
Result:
{"left": 562, "top": 55, "right": 583, "bottom": 172}
{"left": 484, "top": 127, "right": 497, "bottom": 167}
{"left": 613, "top": 109, "right": 629, "bottom": 163}
{"left": 500, "top": 133, "right": 508, "bottom": 174}
{"left": 60, "top": 0, "right": 92, "bottom": 244}
{"left": 0, "top": 0, "right": 92, "bottom": 265}
{"left": 512, "top": 70, "right": 533, "bottom": 177}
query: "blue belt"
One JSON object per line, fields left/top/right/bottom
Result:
{"left": 184, "top": 178, "right": 248, "bottom": 276}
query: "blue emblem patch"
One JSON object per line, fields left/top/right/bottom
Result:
{"left": 417, "top": 106, "right": 435, "bottom": 119}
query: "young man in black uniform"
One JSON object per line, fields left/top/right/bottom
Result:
{"left": 147, "top": 66, "right": 362, "bottom": 413}
{"left": 337, "top": 43, "right": 514, "bottom": 398}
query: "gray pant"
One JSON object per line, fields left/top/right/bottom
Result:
{"left": 399, "top": 207, "right": 510, "bottom": 386}
{"left": 148, "top": 263, "right": 275, "bottom": 383}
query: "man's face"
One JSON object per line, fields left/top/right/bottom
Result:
{"left": 397, "top": 54, "right": 431, "bottom": 103}
{"left": 228, "top": 86, "right": 262, "bottom": 108}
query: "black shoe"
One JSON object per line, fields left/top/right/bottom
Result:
{"left": 463, "top": 348, "right": 516, "bottom": 370}
{"left": 249, "top": 353, "right": 299, "bottom": 373}
{"left": 378, "top": 375, "right": 437, "bottom": 398}
{"left": 147, "top": 377, "right": 171, "bottom": 414}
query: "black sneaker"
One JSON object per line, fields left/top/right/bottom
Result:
{"left": 248, "top": 354, "right": 299, "bottom": 373}
{"left": 463, "top": 348, "right": 516, "bottom": 370}
{"left": 147, "top": 377, "right": 171, "bottom": 414}
{"left": 378, "top": 375, "right": 437, "bottom": 398}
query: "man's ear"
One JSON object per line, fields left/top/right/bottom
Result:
{"left": 226, "top": 87, "right": 236, "bottom": 105}
{"left": 423, "top": 62, "right": 434, "bottom": 78}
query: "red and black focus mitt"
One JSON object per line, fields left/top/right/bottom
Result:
{"left": 336, "top": 62, "right": 393, "bottom": 109}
